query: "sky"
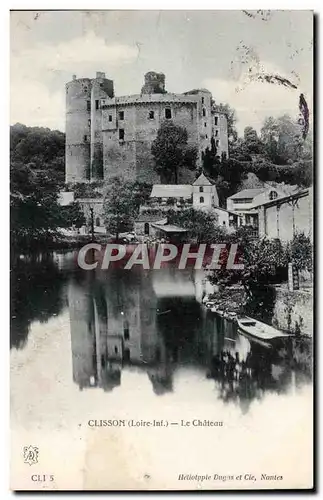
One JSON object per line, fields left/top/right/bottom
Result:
{"left": 10, "top": 10, "right": 313, "bottom": 135}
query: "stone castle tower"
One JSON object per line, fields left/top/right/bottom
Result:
{"left": 65, "top": 72, "right": 114, "bottom": 183}
{"left": 65, "top": 71, "right": 229, "bottom": 185}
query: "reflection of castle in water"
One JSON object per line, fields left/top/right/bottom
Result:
{"left": 68, "top": 267, "right": 221, "bottom": 394}
{"left": 68, "top": 266, "right": 297, "bottom": 407}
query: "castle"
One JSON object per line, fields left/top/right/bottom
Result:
{"left": 65, "top": 71, "right": 229, "bottom": 184}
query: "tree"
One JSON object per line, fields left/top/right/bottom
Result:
{"left": 104, "top": 177, "right": 151, "bottom": 240}
{"left": 10, "top": 123, "right": 65, "bottom": 184}
{"left": 260, "top": 115, "right": 303, "bottom": 165}
{"left": 60, "top": 202, "right": 86, "bottom": 229}
{"left": 209, "top": 231, "right": 288, "bottom": 298}
{"left": 287, "top": 232, "right": 313, "bottom": 272}
{"left": 243, "top": 126, "right": 264, "bottom": 155}
{"left": 167, "top": 207, "right": 226, "bottom": 243}
{"left": 151, "top": 121, "right": 197, "bottom": 183}
{"left": 10, "top": 163, "right": 63, "bottom": 250}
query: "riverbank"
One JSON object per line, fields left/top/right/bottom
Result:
{"left": 205, "top": 283, "right": 313, "bottom": 337}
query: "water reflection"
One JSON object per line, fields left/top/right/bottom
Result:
{"left": 10, "top": 252, "right": 311, "bottom": 412}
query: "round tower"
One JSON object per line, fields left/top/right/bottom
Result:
{"left": 141, "top": 71, "right": 166, "bottom": 94}
{"left": 90, "top": 72, "right": 114, "bottom": 181}
{"left": 65, "top": 76, "right": 92, "bottom": 183}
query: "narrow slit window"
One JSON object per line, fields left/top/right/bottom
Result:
{"left": 95, "top": 100, "right": 99, "bottom": 110}
{"left": 119, "top": 129, "right": 125, "bottom": 140}
{"left": 214, "top": 116, "right": 218, "bottom": 126}
{"left": 203, "top": 108, "right": 206, "bottom": 117}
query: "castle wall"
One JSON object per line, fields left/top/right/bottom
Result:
{"left": 90, "top": 74, "right": 114, "bottom": 180}
{"left": 102, "top": 96, "right": 206, "bottom": 183}
{"left": 65, "top": 78, "right": 92, "bottom": 183}
{"left": 65, "top": 72, "right": 229, "bottom": 184}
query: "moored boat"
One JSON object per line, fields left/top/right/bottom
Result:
{"left": 236, "top": 316, "right": 292, "bottom": 348}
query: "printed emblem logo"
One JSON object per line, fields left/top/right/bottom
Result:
{"left": 23, "top": 446, "right": 39, "bottom": 466}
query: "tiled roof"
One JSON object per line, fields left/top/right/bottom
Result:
{"left": 135, "top": 212, "right": 167, "bottom": 223}
{"left": 229, "top": 188, "right": 266, "bottom": 200}
{"left": 150, "top": 184, "right": 192, "bottom": 198}
{"left": 192, "top": 173, "right": 214, "bottom": 186}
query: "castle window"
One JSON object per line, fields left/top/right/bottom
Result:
{"left": 206, "top": 135, "right": 208, "bottom": 139}
{"left": 201, "top": 97, "right": 204, "bottom": 104}
{"left": 87, "top": 101, "right": 91, "bottom": 111}
{"left": 119, "top": 111, "right": 124, "bottom": 120}
{"left": 149, "top": 110, "right": 155, "bottom": 119}
{"left": 119, "top": 129, "right": 125, "bottom": 140}
{"left": 108, "top": 115, "right": 112, "bottom": 122}
{"left": 216, "top": 140, "right": 219, "bottom": 147}
{"left": 215, "top": 129, "right": 219, "bottom": 136}
{"left": 114, "top": 346, "right": 118, "bottom": 354}
{"left": 124, "top": 320, "right": 130, "bottom": 340}
{"left": 165, "top": 108, "right": 172, "bottom": 119}
{"left": 214, "top": 117, "right": 218, "bottom": 126}
{"left": 84, "top": 135, "right": 88, "bottom": 142}
{"left": 95, "top": 217, "right": 100, "bottom": 227}
{"left": 95, "top": 100, "right": 99, "bottom": 110}
{"left": 123, "top": 348, "right": 131, "bottom": 362}
{"left": 99, "top": 83, "right": 103, "bottom": 88}
{"left": 203, "top": 108, "right": 206, "bottom": 117}
{"left": 199, "top": 187, "right": 203, "bottom": 193}
{"left": 88, "top": 119, "right": 91, "bottom": 127}
{"left": 200, "top": 197, "right": 204, "bottom": 203}
{"left": 84, "top": 86, "right": 88, "bottom": 92}
{"left": 204, "top": 122, "right": 207, "bottom": 127}
{"left": 223, "top": 221, "right": 226, "bottom": 225}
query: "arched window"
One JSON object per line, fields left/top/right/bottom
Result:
{"left": 269, "top": 191, "right": 278, "bottom": 200}
{"left": 144, "top": 222, "right": 150, "bottom": 235}
{"left": 95, "top": 217, "right": 100, "bottom": 227}
{"left": 200, "top": 196, "right": 204, "bottom": 203}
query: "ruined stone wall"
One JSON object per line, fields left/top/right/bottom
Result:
{"left": 273, "top": 287, "right": 313, "bottom": 336}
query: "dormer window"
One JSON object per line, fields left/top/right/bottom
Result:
{"left": 269, "top": 191, "right": 278, "bottom": 200}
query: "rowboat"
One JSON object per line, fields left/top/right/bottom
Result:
{"left": 236, "top": 316, "right": 292, "bottom": 348}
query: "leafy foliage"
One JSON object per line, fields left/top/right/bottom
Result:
{"left": 167, "top": 207, "right": 226, "bottom": 243}
{"left": 209, "top": 230, "right": 288, "bottom": 297}
{"left": 10, "top": 123, "right": 65, "bottom": 184}
{"left": 151, "top": 121, "right": 197, "bottom": 183}
{"left": 287, "top": 232, "right": 313, "bottom": 271}
{"left": 104, "top": 177, "right": 151, "bottom": 239}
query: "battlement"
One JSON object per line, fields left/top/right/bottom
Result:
{"left": 100, "top": 92, "right": 205, "bottom": 108}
